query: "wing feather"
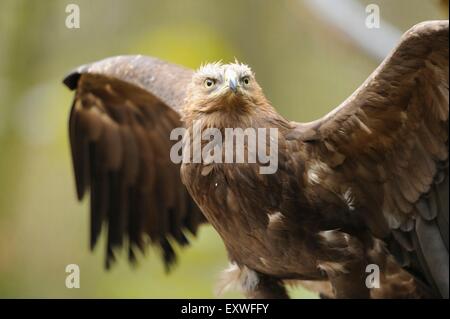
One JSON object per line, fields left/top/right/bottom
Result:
{"left": 64, "top": 55, "right": 206, "bottom": 270}
{"left": 292, "top": 21, "right": 449, "bottom": 297}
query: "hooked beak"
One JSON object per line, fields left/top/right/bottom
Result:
{"left": 225, "top": 69, "right": 239, "bottom": 94}
{"left": 228, "top": 77, "right": 238, "bottom": 93}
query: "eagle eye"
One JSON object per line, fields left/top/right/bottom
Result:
{"left": 242, "top": 76, "right": 250, "bottom": 85}
{"left": 204, "top": 78, "right": 216, "bottom": 88}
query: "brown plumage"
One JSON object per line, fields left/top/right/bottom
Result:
{"left": 65, "top": 57, "right": 205, "bottom": 269}
{"left": 64, "top": 21, "right": 448, "bottom": 298}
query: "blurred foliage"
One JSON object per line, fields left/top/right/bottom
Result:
{"left": 0, "top": 0, "right": 446, "bottom": 298}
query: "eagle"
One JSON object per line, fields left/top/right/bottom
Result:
{"left": 63, "top": 20, "right": 448, "bottom": 299}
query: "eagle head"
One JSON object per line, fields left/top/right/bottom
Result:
{"left": 183, "top": 60, "right": 269, "bottom": 121}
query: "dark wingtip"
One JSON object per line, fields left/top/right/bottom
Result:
{"left": 160, "top": 238, "right": 177, "bottom": 273}
{"left": 105, "top": 247, "right": 116, "bottom": 270}
{"left": 75, "top": 183, "right": 85, "bottom": 201}
{"left": 90, "top": 232, "right": 99, "bottom": 251}
{"left": 63, "top": 72, "right": 81, "bottom": 90}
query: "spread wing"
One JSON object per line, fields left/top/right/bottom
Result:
{"left": 64, "top": 55, "right": 206, "bottom": 270}
{"left": 291, "top": 21, "right": 449, "bottom": 297}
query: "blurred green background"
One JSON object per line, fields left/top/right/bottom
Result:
{"left": 0, "top": 0, "right": 447, "bottom": 298}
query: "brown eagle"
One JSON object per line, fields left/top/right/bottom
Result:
{"left": 63, "top": 21, "right": 448, "bottom": 298}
